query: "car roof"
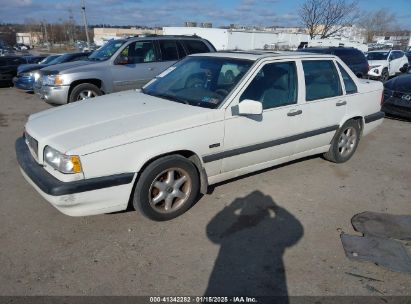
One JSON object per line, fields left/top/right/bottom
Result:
{"left": 125, "top": 35, "right": 207, "bottom": 42}
{"left": 190, "top": 50, "right": 337, "bottom": 61}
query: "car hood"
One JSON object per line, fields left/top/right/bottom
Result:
{"left": 25, "top": 90, "right": 216, "bottom": 155}
{"left": 18, "top": 64, "right": 47, "bottom": 74}
{"left": 40, "top": 60, "right": 95, "bottom": 74}
{"left": 385, "top": 73, "right": 411, "bottom": 92}
{"left": 368, "top": 60, "right": 387, "bottom": 67}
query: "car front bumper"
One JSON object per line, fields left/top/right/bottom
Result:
{"left": 15, "top": 137, "right": 135, "bottom": 216}
{"left": 35, "top": 84, "right": 70, "bottom": 105}
{"left": 13, "top": 76, "right": 35, "bottom": 91}
{"left": 382, "top": 97, "right": 411, "bottom": 120}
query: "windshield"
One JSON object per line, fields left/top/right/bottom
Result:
{"left": 40, "top": 55, "right": 60, "bottom": 64}
{"left": 142, "top": 56, "right": 253, "bottom": 109}
{"left": 88, "top": 39, "right": 126, "bottom": 61}
{"left": 48, "top": 53, "right": 74, "bottom": 64}
{"left": 366, "top": 52, "right": 389, "bottom": 61}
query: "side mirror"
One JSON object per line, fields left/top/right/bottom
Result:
{"left": 238, "top": 99, "right": 263, "bottom": 115}
{"left": 116, "top": 55, "right": 129, "bottom": 65}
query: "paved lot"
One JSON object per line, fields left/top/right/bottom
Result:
{"left": 0, "top": 87, "right": 410, "bottom": 296}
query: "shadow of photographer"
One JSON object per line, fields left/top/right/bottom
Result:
{"left": 205, "top": 191, "right": 304, "bottom": 300}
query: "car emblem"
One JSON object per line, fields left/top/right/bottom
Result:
{"left": 401, "top": 94, "right": 411, "bottom": 101}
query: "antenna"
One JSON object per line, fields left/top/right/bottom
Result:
{"left": 81, "top": 0, "right": 90, "bottom": 48}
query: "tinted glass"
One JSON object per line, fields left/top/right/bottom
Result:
{"left": 183, "top": 40, "right": 209, "bottom": 54}
{"left": 177, "top": 41, "right": 186, "bottom": 58}
{"left": 303, "top": 60, "right": 342, "bottom": 101}
{"left": 159, "top": 40, "right": 179, "bottom": 61}
{"left": 366, "top": 52, "right": 389, "bottom": 60}
{"left": 334, "top": 49, "right": 366, "bottom": 65}
{"left": 143, "top": 56, "right": 252, "bottom": 109}
{"left": 337, "top": 62, "right": 357, "bottom": 94}
{"left": 240, "top": 62, "right": 297, "bottom": 109}
{"left": 120, "top": 41, "right": 157, "bottom": 64}
{"left": 88, "top": 39, "right": 126, "bottom": 61}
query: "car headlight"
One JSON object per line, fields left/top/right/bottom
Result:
{"left": 43, "top": 74, "right": 64, "bottom": 86}
{"left": 44, "top": 146, "right": 82, "bottom": 174}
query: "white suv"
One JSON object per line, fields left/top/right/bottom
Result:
{"left": 17, "top": 51, "right": 384, "bottom": 221}
{"left": 367, "top": 50, "right": 409, "bottom": 81}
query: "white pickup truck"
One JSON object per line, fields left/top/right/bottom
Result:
{"left": 16, "top": 51, "right": 384, "bottom": 221}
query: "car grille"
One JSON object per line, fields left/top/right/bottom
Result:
{"left": 25, "top": 132, "right": 38, "bottom": 159}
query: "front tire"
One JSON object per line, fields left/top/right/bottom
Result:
{"left": 133, "top": 155, "right": 200, "bottom": 221}
{"left": 69, "top": 83, "right": 102, "bottom": 103}
{"left": 380, "top": 68, "right": 389, "bottom": 82}
{"left": 324, "top": 120, "right": 360, "bottom": 163}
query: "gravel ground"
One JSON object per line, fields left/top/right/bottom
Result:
{"left": 0, "top": 87, "right": 410, "bottom": 297}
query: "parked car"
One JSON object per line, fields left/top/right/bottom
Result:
{"left": 13, "top": 43, "right": 30, "bottom": 51}
{"left": 34, "top": 35, "right": 216, "bottom": 104}
{"left": 300, "top": 47, "right": 369, "bottom": 78}
{"left": 366, "top": 50, "right": 409, "bottom": 81}
{"left": 17, "top": 52, "right": 384, "bottom": 220}
{"left": 14, "top": 53, "right": 89, "bottom": 91}
{"left": 25, "top": 55, "right": 47, "bottom": 64}
{"left": 405, "top": 51, "right": 411, "bottom": 67}
{"left": 382, "top": 69, "right": 411, "bottom": 119}
{"left": 0, "top": 56, "right": 30, "bottom": 86}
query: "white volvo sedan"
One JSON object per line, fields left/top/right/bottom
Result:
{"left": 16, "top": 51, "right": 385, "bottom": 221}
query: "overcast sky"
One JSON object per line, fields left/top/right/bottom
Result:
{"left": 0, "top": 0, "right": 410, "bottom": 29}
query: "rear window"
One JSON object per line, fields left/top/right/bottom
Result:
{"left": 159, "top": 40, "right": 180, "bottom": 61}
{"left": 303, "top": 60, "right": 342, "bottom": 101}
{"left": 182, "top": 40, "right": 210, "bottom": 54}
{"left": 334, "top": 49, "right": 366, "bottom": 65}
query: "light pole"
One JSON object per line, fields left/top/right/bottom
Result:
{"left": 81, "top": 0, "right": 90, "bottom": 48}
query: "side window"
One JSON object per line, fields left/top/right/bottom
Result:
{"left": 240, "top": 62, "right": 297, "bottom": 110}
{"left": 337, "top": 62, "right": 358, "bottom": 94}
{"left": 159, "top": 40, "right": 179, "bottom": 61}
{"left": 302, "top": 60, "right": 342, "bottom": 101}
{"left": 183, "top": 40, "right": 209, "bottom": 54}
{"left": 119, "top": 41, "right": 157, "bottom": 64}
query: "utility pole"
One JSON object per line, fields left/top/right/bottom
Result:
{"left": 43, "top": 20, "right": 50, "bottom": 51}
{"left": 81, "top": 0, "right": 90, "bottom": 48}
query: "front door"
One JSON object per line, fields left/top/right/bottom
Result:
{"left": 222, "top": 60, "right": 301, "bottom": 173}
{"left": 111, "top": 40, "right": 160, "bottom": 92}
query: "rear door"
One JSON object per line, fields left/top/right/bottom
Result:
{"left": 111, "top": 40, "right": 160, "bottom": 91}
{"left": 292, "top": 59, "right": 346, "bottom": 154}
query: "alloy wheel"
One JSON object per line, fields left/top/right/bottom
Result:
{"left": 148, "top": 168, "right": 192, "bottom": 214}
{"left": 338, "top": 127, "right": 357, "bottom": 157}
{"left": 77, "top": 90, "right": 97, "bottom": 100}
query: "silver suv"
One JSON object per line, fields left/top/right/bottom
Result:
{"left": 34, "top": 36, "right": 216, "bottom": 104}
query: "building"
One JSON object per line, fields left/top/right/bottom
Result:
{"left": 163, "top": 27, "right": 310, "bottom": 50}
{"left": 93, "top": 27, "right": 162, "bottom": 46}
{"left": 16, "top": 32, "right": 41, "bottom": 46}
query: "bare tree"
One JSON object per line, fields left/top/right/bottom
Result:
{"left": 358, "top": 9, "right": 396, "bottom": 43}
{"left": 299, "top": 0, "right": 359, "bottom": 39}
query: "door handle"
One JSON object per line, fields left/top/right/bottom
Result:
{"left": 148, "top": 67, "right": 154, "bottom": 71}
{"left": 287, "top": 109, "right": 302, "bottom": 116}
{"left": 336, "top": 100, "right": 347, "bottom": 106}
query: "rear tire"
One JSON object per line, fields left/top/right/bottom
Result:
{"left": 69, "top": 83, "right": 102, "bottom": 103}
{"left": 324, "top": 120, "right": 360, "bottom": 163}
{"left": 133, "top": 155, "right": 200, "bottom": 221}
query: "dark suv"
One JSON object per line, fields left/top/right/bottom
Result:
{"left": 300, "top": 47, "right": 368, "bottom": 78}
{"left": 35, "top": 35, "right": 216, "bottom": 104}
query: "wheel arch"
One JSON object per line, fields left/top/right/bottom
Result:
{"left": 68, "top": 79, "right": 104, "bottom": 102}
{"left": 135, "top": 149, "right": 208, "bottom": 195}
{"left": 339, "top": 115, "right": 364, "bottom": 136}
